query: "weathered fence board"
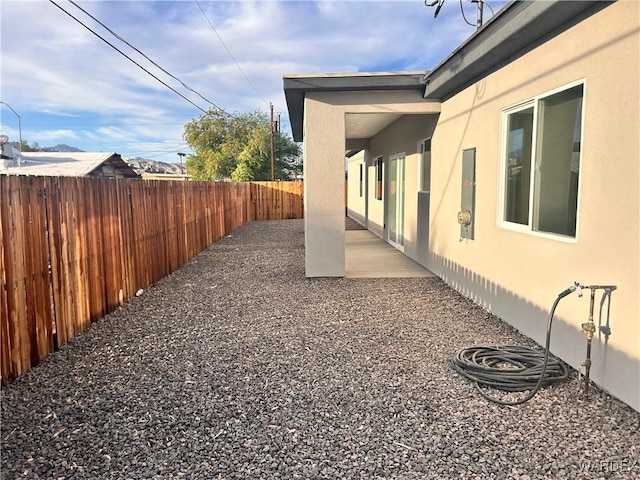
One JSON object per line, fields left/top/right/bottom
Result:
{"left": 1, "top": 177, "right": 302, "bottom": 383}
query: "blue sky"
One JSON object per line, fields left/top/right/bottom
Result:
{"left": 1, "top": 0, "right": 508, "bottom": 161}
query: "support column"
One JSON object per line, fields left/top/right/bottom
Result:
{"left": 303, "top": 95, "right": 346, "bottom": 277}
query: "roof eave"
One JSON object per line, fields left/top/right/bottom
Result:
{"left": 423, "top": 0, "right": 614, "bottom": 101}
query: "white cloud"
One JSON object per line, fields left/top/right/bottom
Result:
{"left": 1, "top": 0, "right": 508, "bottom": 157}
{"left": 29, "top": 129, "right": 79, "bottom": 142}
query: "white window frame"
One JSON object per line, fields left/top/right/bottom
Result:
{"left": 497, "top": 79, "right": 586, "bottom": 243}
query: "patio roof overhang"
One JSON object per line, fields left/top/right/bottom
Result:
{"left": 283, "top": 72, "right": 428, "bottom": 143}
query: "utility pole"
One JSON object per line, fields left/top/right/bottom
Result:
{"left": 270, "top": 102, "right": 275, "bottom": 181}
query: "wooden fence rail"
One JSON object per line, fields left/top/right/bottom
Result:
{"left": 0, "top": 176, "right": 303, "bottom": 383}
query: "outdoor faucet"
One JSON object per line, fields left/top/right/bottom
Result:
{"left": 580, "top": 284, "right": 617, "bottom": 397}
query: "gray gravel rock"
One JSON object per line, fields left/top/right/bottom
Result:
{"left": 2, "top": 219, "right": 639, "bottom": 479}
{"left": 346, "top": 216, "right": 367, "bottom": 230}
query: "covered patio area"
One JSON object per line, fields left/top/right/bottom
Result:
{"left": 283, "top": 72, "right": 441, "bottom": 278}
{"left": 345, "top": 228, "right": 434, "bottom": 279}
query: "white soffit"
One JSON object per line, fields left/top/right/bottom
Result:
{"left": 345, "top": 113, "right": 401, "bottom": 139}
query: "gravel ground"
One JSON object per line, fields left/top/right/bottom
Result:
{"left": 345, "top": 217, "right": 367, "bottom": 230}
{"left": 2, "top": 219, "right": 639, "bottom": 480}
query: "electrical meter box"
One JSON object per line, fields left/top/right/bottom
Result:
{"left": 459, "top": 148, "right": 476, "bottom": 240}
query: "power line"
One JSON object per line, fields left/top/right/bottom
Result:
{"left": 67, "top": 0, "right": 222, "bottom": 111}
{"left": 23, "top": 124, "right": 187, "bottom": 128}
{"left": 125, "top": 148, "right": 193, "bottom": 160}
{"left": 426, "top": 0, "right": 497, "bottom": 28}
{"left": 194, "top": 0, "right": 269, "bottom": 109}
{"left": 125, "top": 144, "right": 192, "bottom": 158}
{"left": 48, "top": 0, "right": 209, "bottom": 114}
{"left": 459, "top": 0, "right": 478, "bottom": 27}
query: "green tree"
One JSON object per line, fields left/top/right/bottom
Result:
{"left": 183, "top": 109, "right": 301, "bottom": 181}
{"left": 9, "top": 140, "right": 40, "bottom": 152}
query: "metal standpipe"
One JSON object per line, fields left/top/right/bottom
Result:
{"left": 579, "top": 284, "right": 617, "bottom": 397}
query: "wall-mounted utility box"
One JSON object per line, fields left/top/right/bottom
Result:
{"left": 459, "top": 148, "right": 476, "bottom": 240}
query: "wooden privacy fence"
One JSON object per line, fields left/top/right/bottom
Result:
{"left": 0, "top": 176, "right": 303, "bottom": 383}
{"left": 250, "top": 181, "right": 304, "bottom": 220}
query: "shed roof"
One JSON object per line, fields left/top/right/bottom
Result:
{"left": 0, "top": 152, "right": 140, "bottom": 178}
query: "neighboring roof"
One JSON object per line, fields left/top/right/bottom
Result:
{"left": 141, "top": 172, "right": 190, "bottom": 181}
{"left": 422, "top": 0, "right": 613, "bottom": 101}
{"left": 0, "top": 152, "right": 140, "bottom": 178}
{"left": 283, "top": 72, "right": 428, "bottom": 142}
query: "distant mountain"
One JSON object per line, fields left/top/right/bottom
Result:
{"left": 40, "top": 144, "right": 84, "bottom": 153}
{"left": 125, "top": 156, "right": 186, "bottom": 175}
{"left": 5, "top": 142, "right": 86, "bottom": 153}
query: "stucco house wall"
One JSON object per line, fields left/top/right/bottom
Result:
{"left": 367, "top": 115, "right": 438, "bottom": 259}
{"left": 426, "top": 0, "right": 639, "bottom": 410}
{"left": 285, "top": 0, "right": 639, "bottom": 412}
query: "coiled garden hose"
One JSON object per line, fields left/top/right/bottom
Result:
{"left": 452, "top": 286, "right": 575, "bottom": 405}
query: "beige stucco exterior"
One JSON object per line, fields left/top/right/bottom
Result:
{"left": 303, "top": 90, "right": 440, "bottom": 277}
{"left": 424, "top": 0, "right": 639, "bottom": 411}
{"left": 294, "top": 1, "right": 639, "bottom": 411}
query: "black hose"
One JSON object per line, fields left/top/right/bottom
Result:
{"left": 452, "top": 290, "right": 570, "bottom": 405}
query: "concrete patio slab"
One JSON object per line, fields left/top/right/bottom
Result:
{"left": 345, "top": 229, "right": 435, "bottom": 278}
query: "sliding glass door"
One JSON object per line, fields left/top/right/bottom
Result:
{"left": 388, "top": 154, "right": 405, "bottom": 250}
